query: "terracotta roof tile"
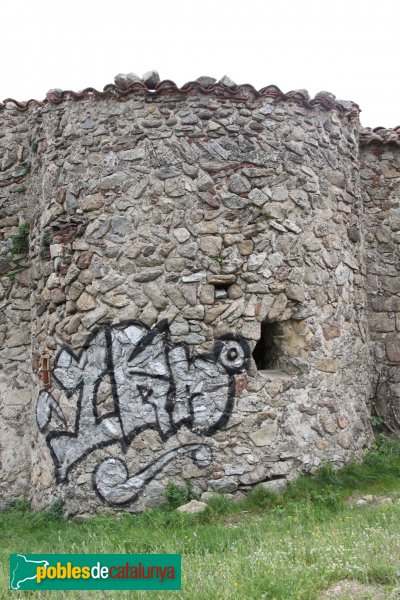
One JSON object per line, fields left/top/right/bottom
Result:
{"left": 0, "top": 78, "right": 360, "bottom": 120}
{"left": 360, "top": 126, "right": 400, "bottom": 146}
{"left": 4, "top": 77, "right": 399, "bottom": 141}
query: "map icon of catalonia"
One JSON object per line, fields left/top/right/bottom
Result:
{"left": 10, "top": 555, "right": 49, "bottom": 590}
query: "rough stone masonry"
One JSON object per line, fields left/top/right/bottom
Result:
{"left": 0, "top": 71, "right": 399, "bottom": 516}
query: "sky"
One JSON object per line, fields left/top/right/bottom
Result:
{"left": 1, "top": 0, "right": 399, "bottom": 128}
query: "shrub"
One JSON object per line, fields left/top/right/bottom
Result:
{"left": 164, "top": 481, "right": 198, "bottom": 509}
{"left": 9, "top": 222, "right": 30, "bottom": 256}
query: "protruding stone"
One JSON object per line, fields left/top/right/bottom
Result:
{"left": 79, "top": 193, "right": 104, "bottom": 212}
{"left": 326, "top": 170, "right": 345, "bottom": 189}
{"left": 165, "top": 178, "right": 185, "bottom": 197}
{"left": 182, "top": 163, "right": 198, "bottom": 178}
{"left": 81, "top": 306, "right": 109, "bottom": 329}
{"left": 335, "top": 264, "right": 349, "bottom": 285}
{"left": 207, "top": 274, "right": 236, "bottom": 285}
{"left": 218, "top": 75, "right": 237, "bottom": 88}
{"left": 76, "top": 292, "right": 96, "bottom": 311}
{"left": 46, "top": 88, "right": 62, "bottom": 99}
{"left": 155, "top": 166, "right": 181, "bottom": 180}
{"left": 355, "top": 499, "right": 367, "bottom": 506}
{"left": 126, "top": 72, "right": 142, "bottom": 84}
{"left": 182, "top": 305, "right": 204, "bottom": 320}
{"left": 271, "top": 186, "right": 288, "bottom": 202}
{"left": 204, "top": 304, "right": 229, "bottom": 324}
{"left": 0, "top": 258, "right": 9, "bottom": 274}
{"left": 227, "top": 284, "right": 244, "bottom": 299}
{"left": 337, "top": 415, "right": 349, "bottom": 429}
{"left": 6, "top": 331, "right": 31, "bottom": 347}
{"left": 386, "top": 334, "right": 400, "bottom": 363}
{"left": 142, "top": 70, "right": 160, "bottom": 89}
{"left": 220, "top": 193, "right": 247, "bottom": 209}
{"left": 258, "top": 479, "right": 287, "bottom": 494}
{"left": 197, "top": 220, "right": 218, "bottom": 234}
{"left": 199, "top": 284, "right": 215, "bottom": 304}
{"left": 199, "top": 236, "right": 222, "bottom": 256}
{"left": 51, "top": 289, "right": 66, "bottom": 305}
{"left": 197, "top": 174, "right": 214, "bottom": 192}
{"left": 170, "top": 320, "right": 189, "bottom": 335}
{"left": 347, "top": 225, "right": 360, "bottom": 243}
{"left": 143, "top": 283, "right": 169, "bottom": 310}
{"left": 173, "top": 228, "right": 191, "bottom": 243}
{"left": 209, "top": 477, "right": 238, "bottom": 493}
{"left": 46, "top": 273, "right": 60, "bottom": 290}
{"left": 247, "top": 253, "right": 267, "bottom": 271}
{"left": 286, "top": 284, "right": 305, "bottom": 303}
{"left": 200, "top": 491, "right": 219, "bottom": 502}
{"left": 114, "top": 74, "right": 131, "bottom": 90}
{"left": 177, "top": 242, "right": 198, "bottom": 259}
{"left": 50, "top": 244, "right": 63, "bottom": 258}
{"left": 239, "top": 466, "right": 267, "bottom": 486}
{"left": 196, "top": 76, "right": 217, "bottom": 86}
{"left": 133, "top": 269, "right": 163, "bottom": 283}
{"left": 315, "top": 358, "right": 339, "bottom": 373}
{"left": 323, "top": 324, "right": 340, "bottom": 340}
{"left": 182, "top": 272, "right": 206, "bottom": 283}
{"left": 176, "top": 500, "right": 208, "bottom": 514}
{"left": 249, "top": 422, "right": 278, "bottom": 446}
{"left": 368, "top": 313, "right": 395, "bottom": 333}
{"left": 228, "top": 173, "right": 251, "bottom": 195}
{"left": 320, "top": 416, "right": 337, "bottom": 435}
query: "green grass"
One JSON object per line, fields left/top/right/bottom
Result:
{"left": 9, "top": 222, "right": 30, "bottom": 257}
{"left": 1, "top": 434, "right": 400, "bottom": 599}
{"left": 260, "top": 209, "right": 274, "bottom": 219}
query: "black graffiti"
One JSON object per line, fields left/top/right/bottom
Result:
{"left": 93, "top": 443, "right": 213, "bottom": 506}
{"left": 36, "top": 319, "right": 250, "bottom": 504}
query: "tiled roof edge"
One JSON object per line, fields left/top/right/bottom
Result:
{"left": 0, "top": 79, "right": 360, "bottom": 120}
{"left": 360, "top": 126, "right": 400, "bottom": 146}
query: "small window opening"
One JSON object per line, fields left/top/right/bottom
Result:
{"left": 252, "top": 322, "right": 281, "bottom": 370}
{"left": 214, "top": 284, "right": 229, "bottom": 301}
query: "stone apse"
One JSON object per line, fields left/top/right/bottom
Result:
{"left": 0, "top": 72, "right": 399, "bottom": 516}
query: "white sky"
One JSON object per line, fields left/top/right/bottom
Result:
{"left": 1, "top": 0, "right": 399, "bottom": 128}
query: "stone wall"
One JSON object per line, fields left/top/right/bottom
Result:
{"left": 0, "top": 77, "right": 386, "bottom": 515}
{"left": 360, "top": 133, "right": 400, "bottom": 430}
{"left": 0, "top": 105, "right": 34, "bottom": 501}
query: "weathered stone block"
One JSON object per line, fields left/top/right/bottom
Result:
{"left": 79, "top": 194, "right": 104, "bottom": 211}
{"left": 176, "top": 500, "right": 207, "bottom": 514}
{"left": 199, "top": 236, "right": 222, "bottom": 256}
{"left": 386, "top": 334, "right": 400, "bottom": 363}
{"left": 76, "top": 292, "right": 96, "bottom": 311}
{"left": 249, "top": 422, "right": 278, "bottom": 447}
{"left": 322, "top": 324, "right": 341, "bottom": 340}
{"left": 315, "top": 358, "right": 339, "bottom": 373}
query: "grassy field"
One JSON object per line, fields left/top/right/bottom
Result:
{"left": 1, "top": 434, "right": 400, "bottom": 599}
